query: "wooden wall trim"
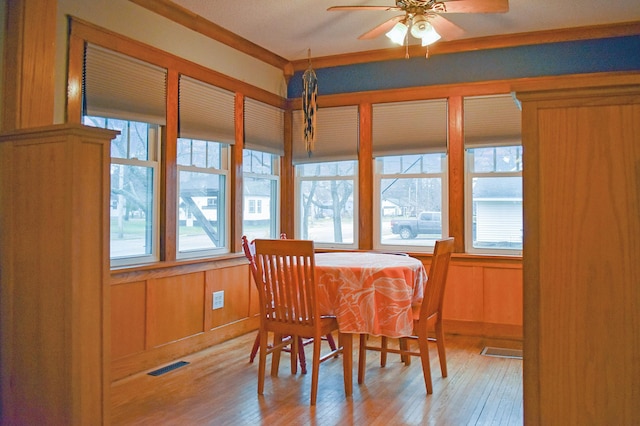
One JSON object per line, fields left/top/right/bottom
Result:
{"left": 66, "top": 32, "right": 84, "bottom": 124}
{"left": 280, "top": 110, "right": 295, "bottom": 237}
{"left": 112, "top": 317, "right": 258, "bottom": 380}
{"left": 447, "top": 95, "right": 464, "bottom": 252}
{"left": 68, "top": 17, "right": 286, "bottom": 108}
{"left": 110, "top": 255, "right": 247, "bottom": 284}
{"left": 128, "top": 0, "right": 289, "bottom": 70}
{"left": 358, "top": 103, "right": 373, "bottom": 250}
{"left": 290, "top": 21, "right": 640, "bottom": 72}
{"left": 232, "top": 93, "right": 245, "bottom": 253}
{"left": 162, "top": 69, "right": 179, "bottom": 261}
{"left": 289, "top": 71, "right": 640, "bottom": 110}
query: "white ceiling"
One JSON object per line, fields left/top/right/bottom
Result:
{"left": 169, "top": 0, "right": 640, "bottom": 62}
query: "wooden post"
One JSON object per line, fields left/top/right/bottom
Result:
{"left": 0, "top": 123, "right": 118, "bottom": 425}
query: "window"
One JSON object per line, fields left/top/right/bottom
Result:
{"left": 372, "top": 99, "right": 448, "bottom": 251}
{"left": 292, "top": 106, "right": 359, "bottom": 248}
{"left": 376, "top": 154, "right": 447, "bottom": 249}
{"left": 84, "top": 116, "right": 160, "bottom": 266}
{"left": 296, "top": 161, "right": 357, "bottom": 247}
{"left": 242, "top": 149, "right": 280, "bottom": 240}
{"left": 464, "top": 95, "right": 523, "bottom": 255}
{"left": 177, "top": 138, "right": 229, "bottom": 257}
{"left": 177, "top": 75, "right": 235, "bottom": 257}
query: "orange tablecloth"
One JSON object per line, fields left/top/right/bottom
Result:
{"left": 315, "top": 252, "right": 427, "bottom": 338}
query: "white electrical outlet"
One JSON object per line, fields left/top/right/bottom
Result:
{"left": 212, "top": 291, "right": 224, "bottom": 310}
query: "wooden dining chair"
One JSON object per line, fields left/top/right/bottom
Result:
{"left": 358, "top": 237, "right": 455, "bottom": 395}
{"left": 242, "top": 235, "right": 337, "bottom": 374}
{"left": 253, "top": 238, "right": 352, "bottom": 405}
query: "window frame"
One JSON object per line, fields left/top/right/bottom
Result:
{"left": 295, "top": 160, "right": 359, "bottom": 250}
{"left": 464, "top": 146, "right": 523, "bottom": 256}
{"left": 242, "top": 148, "right": 281, "bottom": 240}
{"left": 84, "top": 117, "right": 161, "bottom": 268}
{"left": 373, "top": 153, "right": 449, "bottom": 253}
{"left": 176, "top": 138, "right": 231, "bottom": 259}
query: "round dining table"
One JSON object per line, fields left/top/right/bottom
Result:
{"left": 314, "top": 251, "right": 428, "bottom": 338}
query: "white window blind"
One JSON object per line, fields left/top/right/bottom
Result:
{"left": 372, "top": 99, "right": 448, "bottom": 157}
{"left": 464, "top": 94, "right": 522, "bottom": 148}
{"left": 292, "top": 106, "right": 359, "bottom": 164}
{"left": 244, "top": 98, "right": 284, "bottom": 155}
{"left": 179, "top": 75, "right": 235, "bottom": 144}
{"left": 84, "top": 44, "right": 167, "bottom": 125}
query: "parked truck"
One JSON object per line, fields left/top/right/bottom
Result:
{"left": 390, "top": 211, "right": 442, "bottom": 239}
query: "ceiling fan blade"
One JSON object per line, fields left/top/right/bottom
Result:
{"left": 441, "top": 0, "right": 509, "bottom": 14}
{"left": 358, "top": 15, "right": 406, "bottom": 40}
{"left": 430, "top": 15, "right": 466, "bottom": 41}
{"left": 328, "top": 6, "right": 402, "bottom": 12}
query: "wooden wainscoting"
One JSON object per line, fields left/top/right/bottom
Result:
{"left": 425, "top": 255, "right": 523, "bottom": 340}
{"left": 110, "top": 256, "right": 257, "bottom": 380}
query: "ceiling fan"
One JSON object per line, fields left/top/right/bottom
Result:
{"left": 328, "top": 0, "right": 509, "bottom": 50}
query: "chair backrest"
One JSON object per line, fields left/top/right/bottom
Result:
{"left": 241, "top": 235, "right": 259, "bottom": 281}
{"left": 253, "top": 239, "right": 318, "bottom": 330}
{"left": 420, "top": 237, "right": 455, "bottom": 321}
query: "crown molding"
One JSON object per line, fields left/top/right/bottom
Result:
{"left": 127, "top": 0, "right": 640, "bottom": 76}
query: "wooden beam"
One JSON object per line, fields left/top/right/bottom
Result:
{"left": 1, "top": 0, "right": 57, "bottom": 131}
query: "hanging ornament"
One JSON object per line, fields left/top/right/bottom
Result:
{"left": 302, "top": 49, "right": 317, "bottom": 157}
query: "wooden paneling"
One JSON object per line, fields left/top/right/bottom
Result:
{"left": 146, "top": 272, "right": 205, "bottom": 348}
{"left": 519, "top": 85, "right": 640, "bottom": 425}
{"left": 111, "top": 281, "right": 146, "bottom": 358}
{"left": 0, "top": 124, "right": 116, "bottom": 425}
{"left": 483, "top": 267, "right": 523, "bottom": 326}
{"left": 207, "top": 266, "right": 251, "bottom": 329}
{"left": 443, "top": 265, "right": 484, "bottom": 322}
{"left": 110, "top": 262, "right": 255, "bottom": 379}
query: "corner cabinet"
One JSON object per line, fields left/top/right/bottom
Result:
{"left": 0, "top": 124, "right": 117, "bottom": 425}
{"left": 517, "top": 85, "right": 640, "bottom": 424}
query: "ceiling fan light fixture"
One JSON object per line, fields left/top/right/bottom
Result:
{"left": 385, "top": 21, "right": 408, "bottom": 45}
{"left": 420, "top": 23, "right": 441, "bottom": 46}
{"left": 410, "top": 14, "right": 429, "bottom": 38}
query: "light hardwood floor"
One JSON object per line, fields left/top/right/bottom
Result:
{"left": 112, "top": 333, "right": 523, "bottom": 425}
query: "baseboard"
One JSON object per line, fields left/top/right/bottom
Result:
{"left": 443, "top": 319, "right": 523, "bottom": 341}
{"left": 111, "top": 316, "right": 260, "bottom": 381}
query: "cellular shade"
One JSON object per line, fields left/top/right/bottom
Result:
{"left": 464, "top": 94, "right": 522, "bottom": 147}
{"left": 372, "top": 99, "right": 448, "bottom": 157}
{"left": 179, "top": 75, "right": 235, "bottom": 144}
{"left": 292, "top": 106, "right": 359, "bottom": 164}
{"left": 244, "top": 98, "right": 284, "bottom": 155}
{"left": 84, "top": 43, "right": 167, "bottom": 125}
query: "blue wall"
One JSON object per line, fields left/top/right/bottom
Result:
{"left": 287, "top": 35, "right": 640, "bottom": 98}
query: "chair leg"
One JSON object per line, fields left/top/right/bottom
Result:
{"left": 249, "top": 331, "right": 260, "bottom": 363}
{"left": 357, "top": 334, "right": 367, "bottom": 384}
{"left": 341, "top": 333, "right": 353, "bottom": 398}
{"left": 297, "top": 336, "right": 307, "bottom": 374}
{"left": 435, "top": 319, "right": 448, "bottom": 377}
{"left": 257, "top": 329, "right": 268, "bottom": 395}
{"left": 310, "top": 336, "right": 322, "bottom": 405}
{"left": 325, "top": 332, "right": 338, "bottom": 354}
{"left": 399, "top": 338, "right": 411, "bottom": 365}
{"left": 271, "top": 333, "right": 283, "bottom": 377}
{"left": 417, "top": 327, "right": 433, "bottom": 394}
{"left": 380, "top": 336, "right": 388, "bottom": 367}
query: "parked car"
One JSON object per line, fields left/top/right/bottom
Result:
{"left": 390, "top": 211, "right": 442, "bottom": 239}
